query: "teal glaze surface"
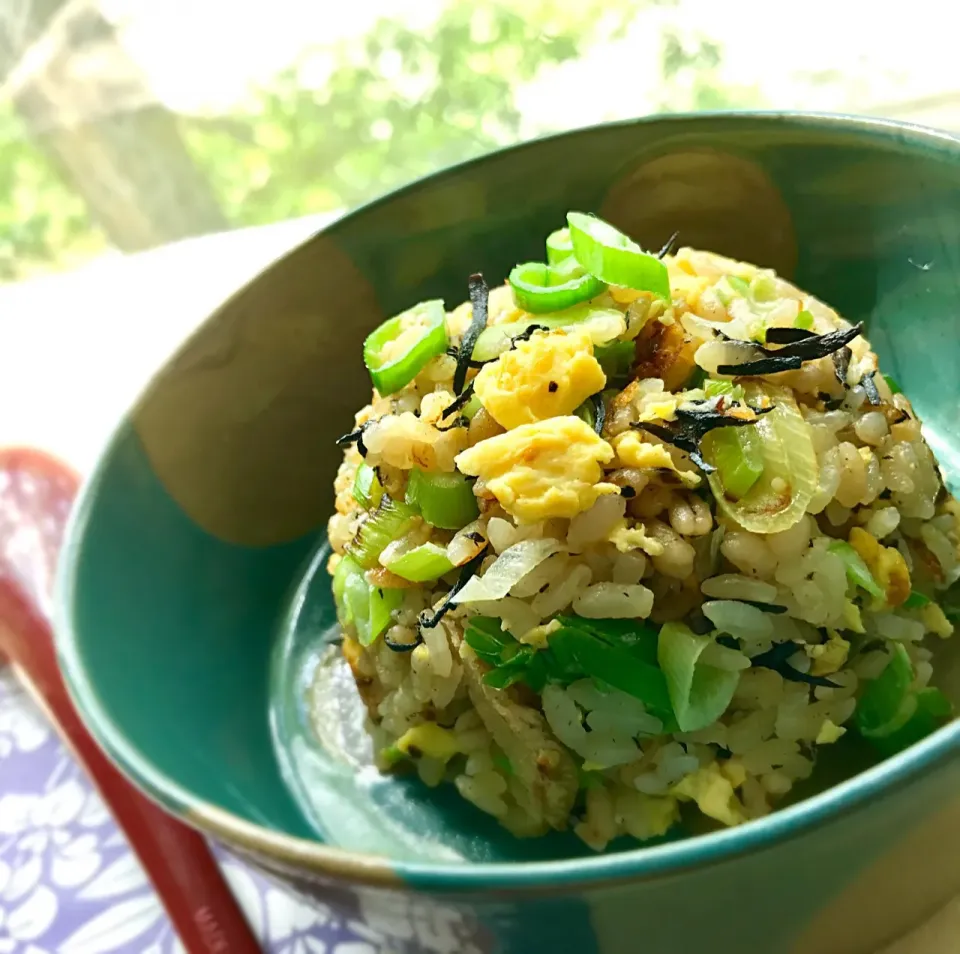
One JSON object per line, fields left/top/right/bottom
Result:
{"left": 56, "top": 113, "right": 960, "bottom": 954}
{"left": 61, "top": 426, "right": 317, "bottom": 836}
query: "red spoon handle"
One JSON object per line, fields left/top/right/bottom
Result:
{"left": 0, "top": 448, "right": 262, "bottom": 954}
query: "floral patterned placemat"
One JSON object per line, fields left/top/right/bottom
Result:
{"left": 0, "top": 668, "right": 382, "bottom": 954}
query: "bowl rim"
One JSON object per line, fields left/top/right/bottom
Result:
{"left": 56, "top": 108, "right": 960, "bottom": 893}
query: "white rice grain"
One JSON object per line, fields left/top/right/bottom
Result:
{"left": 573, "top": 582, "right": 654, "bottom": 619}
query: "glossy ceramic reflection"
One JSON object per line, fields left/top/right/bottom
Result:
{"left": 56, "top": 113, "right": 960, "bottom": 954}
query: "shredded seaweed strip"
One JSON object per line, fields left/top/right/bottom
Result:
{"left": 446, "top": 346, "right": 485, "bottom": 369}
{"left": 440, "top": 381, "right": 475, "bottom": 421}
{"left": 510, "top": 323, "right": 550, "bottom": 347}
{"left": 761, "top": 322, "right": 863, "bottom": 362}
{"left": 719, "top": 322, "right": 864, "bottom": 378}
{"left": 418, "top": 548, "right": 488, "bottom": 630}
{"left": 384, "top": 629, "right": 424, "bottom": 653}
{"left": 633, "top": 420, "right": 714, "bottom": 473}
{"left": 750, "top": 641, "right": 839, "bottom": 688}
{"left": 717, "top": 354, "right": 803, "bottom": 376}
{"left": 657, "top": 230, "right": 680, "bottom": 259}
{"left": 589, "top": 392, "right": 606, "bottom": 436}
{"left": 862, "top": 371, "right": 882, "bottom": 405}
{"left": 634, "top": 405, "right": 772, "bottom": 475}
{"left": 335, "top": 422, "right": 373, "bottom": 457}
{"left": 765, "top": 327, "right": 817, "bottom": 345}
{"left": 832, "top": 346, "right": 851, "bottom": 387}
{"left": 453, "top": 274, "right": 489, "bottom": 394}
{"left": 436, "top": 416, "right": 469, "bottom": 432}
{"left": 734, "top": 599, "right": 788, "bottom": 615}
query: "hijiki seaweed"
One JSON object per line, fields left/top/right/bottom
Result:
{"left": 718, "top": 322, "right": 864, "bottom": 377}
{"left": 862, "top": 371, "right": 882, "bottom": 406}
{"left": 384, "top": 628, "right": 424, "bottom": 653}
{"left": 418, "top": 548, "right": 488, "bottom": 630}
{"left": 632, "top": 402, "right": 774, "bottom": 474}
{"left": 657, "top": 230, "right": 680, "bottom": 260}
{"left": 750, "top": 641, "right": 839, "bottom": 688}
{"left": 588, "top": 392, "right": 606, "bottom": 436}
{"left": 440, "top": 381, "right": 475, "bottom": 421}
{"left": 832, "top": 346, "right": 852, "bottom": 387}
{"left": 335, "top": 421, "right": 374, "bottom": 457}
{"left": 453, "top": 273, "right": 489, "bottom": 394}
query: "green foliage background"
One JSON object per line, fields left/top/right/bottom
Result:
{"left": 0, "top": 0, "right": 759, "bottom": 281}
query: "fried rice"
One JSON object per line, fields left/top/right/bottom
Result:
{"left": 322, "top": 214, "right": 959, "bottom": 851}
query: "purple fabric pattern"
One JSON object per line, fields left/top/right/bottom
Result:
{"left": 0, "top": 669, "right": 386, "bottom": 954}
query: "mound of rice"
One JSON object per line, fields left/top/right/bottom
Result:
{"left": 322, "top": 218, "right": 959, "bottom": 851}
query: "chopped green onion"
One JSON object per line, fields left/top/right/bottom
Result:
{"left": 381, "top": 744, "right": 405, "bottom": 766}
{"left": 750, "top": 274, "right": 777, "bottom": 302}
{"left": 353, "top": 463, "right": 383, "bottom": 510}
{"left": 918, "top": 685, "right": 952, "bottom": 719}
{"left": 347, "top": 497, "right": 419, "bottom": 569}
{"left": 567, "top": 212, "right": 670, "bottom": 300}
{"left": 508, "top": 259, "right": 606, "bottom": 314}
{"left": 549, "top": 623, "right": 673, "bottom": 721}
{"left": 870, "top": 687, "right": 953, "bottom": 757}
{"left": 883, "top": 374, "right": 902, "bottom": 395}
{"left": 546, "top": 227, "right": 574, "bottom": 265}
{"left": 903, "top": 590, "right": 932, "bottom": 609}
{"left": 471, "top": 305, "right": 625, "bottom": 363}
{"left": 383, "top": 542, "right": 454, "bottom": 582}
{"left": 795, "top": 309, "right": 815, "bottom": 330}
{"left": 492, "top": 748, "right": 514, "bottom": 776}
{"left": 685, "top": 366, "right": 707, "bottom": 391}
{"left": 555, "top": 615, "right": 660, "bottom": 665}
{"left": 578, "top": 766, "right": 604, "bottom": 790}
{"left": 484, "top": 646, "right": 539, "bottom": 689}
{"left": 704, "top": 379, "right": 745, "bottom": 402}
{"left": 406, "top": 468, "right": 479, "bottom": 530}
{"left": 363, "top": 299, "right": 448, "bottom": 396}
{"left": 462, "top": 393, "right": 483, "bottom": 421}
{"left": 726, "top": 275, "right": 751, "bottom": 298}
{"left": 705, "top": 383, "right": 818, "bottom": 534}
{"left": 333, "top": 555, "right": 363, "bottom": 626}
{"left": 367, "top": 585, "right": 403, "bottom": 647}
{"left": 828, "top": 541, "right": 885, "bottom": 600}
{"left": 657, "top": 622, "right": 739, "bottom": 734}
{"left": 574, "top": 401, "right": 596, "bottom": 431}
{"left": 855, "top": 643, "right": 915, "bottom": 738}
{"left": 594, "top": 340, "right": 636, "bottom": 382}
{"left": 332, "top": 555, "right": 402, "bottom": 646}
{"left": 464, "top": 616, "right": 513, "bottom": 664}
{"left": 701, "top": 424, "right": 764, "bottom": 500}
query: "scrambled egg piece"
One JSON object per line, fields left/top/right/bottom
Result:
{"left": 608, "top": 520, "right": 665, "bottom": 556}
{"left": 455, "top": 416, "right": 617, "bottom": 522}
{"left": 629, "top": 794, "right": 680, "bottom": 840}
{"left": 816, "top": 719, "right": 847, "bottom": 745}
{"left": 719, "top": 757, "right": 747, "bottom": 789}
{"left": 636, "top": 397, "right": 680, "bottom": 423}
{"left": 611, "top": 431, "right": 701, "bottom": 488}
{"left": 395, "top": 723, "right": 461, "bottom": 763}
{"left": 841, "top": 600, "right": 865, "bottom": 634}
{"left": 805, "top": 630, "right": 850, "bottom": 677}
{"left": 672, "top": 764, "right": 745, "bottom": 827}
{"left": 849, "top": 527, "right": 911, "bottom": 607}
{"left": 473, "top": 330, "right": 606, "bottom": 430}
{"left": 921, "top": 602, "right": 954, "bottom": 639}
{"left": 519, "top": 619, "right": 561, "bottom": 650}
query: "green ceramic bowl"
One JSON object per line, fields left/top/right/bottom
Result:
{"left": 56, "top": 113, "right": 960, "bottom": 954}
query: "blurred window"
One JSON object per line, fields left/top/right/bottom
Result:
{"left": 1, "top": 0, "right": 957, "bottom": 283}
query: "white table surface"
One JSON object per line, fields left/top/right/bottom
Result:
{"left": 1, "top": 216, "right": 958, "bottom": 954}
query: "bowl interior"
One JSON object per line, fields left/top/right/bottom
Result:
{"left": 58, "top": 114, "right": 960, "bottom": 867}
